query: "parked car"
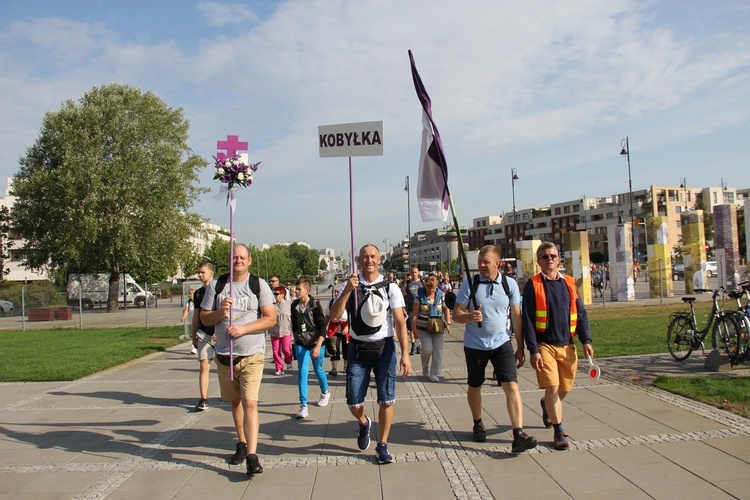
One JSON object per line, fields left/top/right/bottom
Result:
{"left": 672, "top": 263, "right": 685, "bottom": 281}
{"left": 0, "top": 300, "right": 14, "bottom": 313}
{"left": 705, "top": 261, "right": 717, "bottom": 277}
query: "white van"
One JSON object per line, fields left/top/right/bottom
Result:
{"left": 67, "top": 274, "right": 155, "bottom": 309}
{"left": 705, "top": 261, "right": 718, "bottom": 277}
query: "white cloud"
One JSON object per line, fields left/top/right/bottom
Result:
{"left": 1, "top": 0, "right": 748, "bottom": 253}
{"left": 197, "top": 1, "right": 260, "bottom": 27}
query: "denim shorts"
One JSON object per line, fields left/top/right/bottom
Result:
{"left": 346, "top": 337, "right": 397, "bottom": 407}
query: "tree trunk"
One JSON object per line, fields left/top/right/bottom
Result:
{"left": 107, "top": 270, "right": 120, "bottom": 313}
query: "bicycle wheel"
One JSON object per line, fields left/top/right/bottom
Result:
{"left": 667, "top": 315, "right": 693, "bottom": 361}
{"left": 732, "top": 312, "right": 750, "bottom": 364}
{"left": 714, "top": 314, "right": 739, "bottom": 363}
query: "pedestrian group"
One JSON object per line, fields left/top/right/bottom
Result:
{"left": 187, "top": 242, "right": 592, "bottom": 478}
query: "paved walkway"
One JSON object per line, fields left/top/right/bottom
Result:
{"left": 2, "top": 319, "right": 750, "bottom": 499}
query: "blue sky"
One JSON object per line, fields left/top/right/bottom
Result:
{"left": 1, "top": 0, "right": 748, "bottom": 259}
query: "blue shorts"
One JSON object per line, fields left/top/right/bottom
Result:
{"left": 346, "top": 337, "right": 397, "bottom": 407}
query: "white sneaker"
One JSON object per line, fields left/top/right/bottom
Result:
{"left": 286, "top": 364, "right": 293, "bottom": 372}
{"left": 429, "top": 375, "right": 440, "bottom": 382}
{"left": 317, "top": 392, "right": 331, "bottom": 407}
{"left": 296, "top": 405, "right": 308, "bottom": 419}
{"left": 190, "top": 347, "right": 197, "bottom": 355}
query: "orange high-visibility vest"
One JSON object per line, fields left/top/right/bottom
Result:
{"left": 530, "top": 273, "right": 578, "bottom": 335}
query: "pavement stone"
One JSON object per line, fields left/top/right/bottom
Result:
{"left": 1, "top": 288, "right": 750, "bottom": 499}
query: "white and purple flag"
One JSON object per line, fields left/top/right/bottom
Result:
{"left": 409, "top": 50, "right": 449, "bottom": 222}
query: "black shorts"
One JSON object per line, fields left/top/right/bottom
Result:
{"left": 464, "top": 341, "right": 517, "bottom": 388}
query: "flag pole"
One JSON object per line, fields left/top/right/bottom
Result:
{"left": 437, "top": 162, "right": 482, "bottom": 328}
{"left": 408, "top": 50, "right": 481, "bottom": 326}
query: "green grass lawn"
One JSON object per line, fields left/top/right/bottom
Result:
{"left": 652, "top": 375, "right": 750, "bottom": 419}
{"left": 2, "top": 302, "right": 748, "bottom": 420}
{"left": 586, "top": 301, "right": 713, "bottom": 358}
{"left": 0, "top": 326, "right": 184, "bottom": 382}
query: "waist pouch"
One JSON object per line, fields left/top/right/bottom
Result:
{"left": 427, "top": 317, "right": 445, "bottom": 334}
{"left": 216, "top": 354, "right": 247, "bottom": 366}
{"left": 353, "top": 338, "right": 386, "bottom": 362}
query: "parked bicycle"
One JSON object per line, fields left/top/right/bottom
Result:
{"left": 727, "top": 281, "right": 750, "bottom": 365}
{"left": 667, "top": 287, "right": 739, "bottom": 361}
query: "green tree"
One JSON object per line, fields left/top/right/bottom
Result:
{"left": 178, "top": 248, "right": 203, "bottom": 281}
{"left": 203, "top": 237, "right": 231, "bottom": 276}
{"left": 0, "top": 206, "right": 14, "bottom": 279}
{"left": 319, "top": 258, "right": 328, "bottom": 272}
{"left": 12, "top": 84, "right": 207, "bottom": 311}
{"left": 287, "top": 243, "right": 320, "bottom": 276}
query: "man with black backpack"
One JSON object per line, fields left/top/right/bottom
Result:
{"left": 329, "top": 244, "right": 412, "bottom": 465}
{"left": 200, "top": 244, "right": 276, "bottom": 478}
{"left": 192, "top": 262, "right": 216, "bottom": 412}
{"left": 452, "top": 245, "right": 537, "bottom": 454}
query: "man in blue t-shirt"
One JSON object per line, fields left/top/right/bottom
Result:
{"left": 453, "top": 245, "right": 537, "bottom": 454}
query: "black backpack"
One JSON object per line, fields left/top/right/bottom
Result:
{"left": 214, "top": 273, "right": 262, "bottom": 318}
{"left": 444, "top": 274, "right": 511, "bottom": 311}
{"left": 346, "top": 280, "right": 391, "bottom": 335}
{"left": 472, "top": 273, "right": 511, "bottom": 300}
{"left": 193, "top": 285, "right": 215, "bottom": 336}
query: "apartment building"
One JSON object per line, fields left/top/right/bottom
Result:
{"left": 468, "top": 184, "right": 743, "bottom": 263}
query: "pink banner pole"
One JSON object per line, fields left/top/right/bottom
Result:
{"left": 229, "top": 191, "right": 235, "bottom": 381}
{"left": 214, "top": 134, "right": 257, "bottom": 383}
{"left": 348, "top": 156, "right": 357, "bottom": 306}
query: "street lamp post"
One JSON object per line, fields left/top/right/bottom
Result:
{"left": 404, "top": 176, "right": 411, "bottom": 269}
{"left": 620, "top": 137, "right": 637, "bottom": 268}
{"left": 383, "top": 238, "right": 388, "bottom": 270}
{"left": 679, "top": 177, "right": 687, "bottom": 211}
{"left": 511, "top": 168, "right": 519, "bottom": 258}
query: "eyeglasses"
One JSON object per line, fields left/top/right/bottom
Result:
{"left": 273, "top": 292, "right": 282, "bottom": 296}
{"left": 540, "top": 254, "right": 558, "bottom": 260}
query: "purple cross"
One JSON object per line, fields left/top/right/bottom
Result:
{"left": 217, "top": 135, "right": 249, "bottom": 162}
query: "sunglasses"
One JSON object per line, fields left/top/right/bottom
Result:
{"left": 273, "top": 292, "right": 282, "bottom": 296}
{"left": 540, "top": 254, "right": 558, "bottom": 260}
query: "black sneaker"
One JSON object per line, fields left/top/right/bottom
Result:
{"left": 472, "top": 422, "right": 487, "bottom": 442}
{"left": 230, "top": 442, "right": 248, "bottom": 465}
{"left": 195, "top": 398, "right": 208, "bottom": 412}
{"left": 357, "top": 416, "right": 372, "bottom": 450}
{"left": 375, "top": 442, "right": 393, "bottom": 464}
{"left": 511, "top": 431, "right": 538, "bottom": 453}
{"left": 246, "top": 453, "right": 263, "bottom": 476}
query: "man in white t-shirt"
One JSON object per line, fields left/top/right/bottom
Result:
{"left": 329, "top": 244, "right": 412, "bottom": 465}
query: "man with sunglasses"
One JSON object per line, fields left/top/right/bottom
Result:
{"left": 522, "top": 242, "right": 593, "bottom": 451}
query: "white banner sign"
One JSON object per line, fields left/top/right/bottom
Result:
{"left": 318, "top": 121, "right": 383, "bottom": 158}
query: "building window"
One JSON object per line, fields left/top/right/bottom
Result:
{"left": 563, "top": 206, "right": 570, "bottom": 214}
{"left": 573, "top": 204, "right": 580, "bottom": 212}
{"left": 725, "top": 192, "right": 734, "bottom": 203}
{"left": 606, "top": 212, "right": 613, "bottom": 219}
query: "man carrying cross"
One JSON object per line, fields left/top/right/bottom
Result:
{"left": 201, "top": 244, "right": 275, "bottom": 477}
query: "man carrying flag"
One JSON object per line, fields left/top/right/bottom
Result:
{"left": 409, "top": 51, "right": 536, "bottom": 453}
